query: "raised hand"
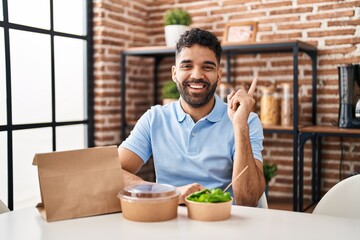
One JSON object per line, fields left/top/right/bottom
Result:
{"left": 227, "top": 77, "right": 258, "bottom": 124}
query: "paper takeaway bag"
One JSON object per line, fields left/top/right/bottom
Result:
{"left": 33, "top": 145, "right": 124, "bottom": 222}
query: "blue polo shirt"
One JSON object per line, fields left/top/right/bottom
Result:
{"left": 120, "top": 95, "right": 264, "bottom": 193}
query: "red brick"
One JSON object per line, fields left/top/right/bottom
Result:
{"left": 252, "top": 1, "right": 293, "bottom": 10}
{"left": 318, "top": 46, "right": 357, "bottom": 55}
{"left": 277, "top": 22, "right": 321, "bottom": 30}
{"left": 318, "top": 1, "right": 360, "bottom": 11}
{"left": 307, "top": 10, "right": 355, "bottom": 20}
{"left": 325, "top": 37, "right": 360, "bottom": 46}
{"left": 308, "top": 29, "right": 355, "bottom": 38}
{"left": 270, "top": 6, "right": 313, "bottom": 15}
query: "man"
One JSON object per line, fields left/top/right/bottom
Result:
{"left": 118, "top": 28, "right": 265, "bottom": 206}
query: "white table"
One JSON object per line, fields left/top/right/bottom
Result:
{"left": 1, "top": 206, "right": 359, "bottom": 240}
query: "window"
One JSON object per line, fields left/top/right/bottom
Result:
{"left": 0, "top": 0, "right": 93, "bottom": 210}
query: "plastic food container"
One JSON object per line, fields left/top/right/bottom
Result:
{"left": 185, "top": 197, "right": 232, "bottom": 221}
{"left": 117, "top": 183, "right": 180, "bottom": 222}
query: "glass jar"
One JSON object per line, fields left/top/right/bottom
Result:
{"left": 260, "top": 86, "right": 280, "bottom": 125}
{"left": 280, "top": 83, "right": 293, "bottom": 126}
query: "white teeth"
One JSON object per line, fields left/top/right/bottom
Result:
{"left": 189, "top": 84, "right": 204, "bottom": 89}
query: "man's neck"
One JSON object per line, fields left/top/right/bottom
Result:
{"left": 180, "top": 97, "right": 216, "bottom": 122}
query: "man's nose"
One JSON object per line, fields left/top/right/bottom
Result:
{"left": 191, "top": 67, "right": 204, "bottom": 79}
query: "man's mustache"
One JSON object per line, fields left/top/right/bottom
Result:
{"left": 184, "top": 79, "right": 210, "bottom": 87}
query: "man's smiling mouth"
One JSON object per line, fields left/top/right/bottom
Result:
{"left": 188, "top": 83, "right": 207, "bottom": 89}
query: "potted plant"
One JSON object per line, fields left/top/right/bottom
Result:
{"left": 263, "top": 162, "right": 277, "bottom": 197}
{"left": 163, "top": 8, "right": 192, "bottom": 47}
{"left": 162, "top": 80, "right": 180, "bottom": 104}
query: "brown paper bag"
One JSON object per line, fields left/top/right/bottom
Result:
{"left": 33, "top": 145, "right": 124, "bottom": 222}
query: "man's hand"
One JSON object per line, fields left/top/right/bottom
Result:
{"left": 227, "top": 77, "right": 258, "bottom": 124}
{"left": 176, "top": 183, "right": 206, "bottom": 205}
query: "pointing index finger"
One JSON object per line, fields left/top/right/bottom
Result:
{"left": 248, "top": 76, "right": 258, "bottom": 97}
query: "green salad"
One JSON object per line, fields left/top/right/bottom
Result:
{"left": 187, "top": 188, "right": 231, "bottom": 203}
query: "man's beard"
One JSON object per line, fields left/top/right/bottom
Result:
{"left": 175, "top": 78, "right": 217, "bottom": 108}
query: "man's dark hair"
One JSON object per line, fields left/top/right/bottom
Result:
{"left": 176, "top": 28, "right": 222, "bottom": 64}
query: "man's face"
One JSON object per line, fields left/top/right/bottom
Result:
{"left": 172, "top": 44, "right": 222, "bottom": 108}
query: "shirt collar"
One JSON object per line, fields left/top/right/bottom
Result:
{"left": 175, "top": 95, "right": 225, "bottom": 123}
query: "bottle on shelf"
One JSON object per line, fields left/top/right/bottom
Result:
{"left": 280, "top": 83, "right": 293, "bottom": 126}
{"left": 356, "top": 98, "right": 360, "bottom": 118}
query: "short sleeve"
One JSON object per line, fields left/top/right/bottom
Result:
{"left": 248, "top": 112, "right": 264, "bottom": 162}
{"left": 120, "top": 109, "right": 153, "bottom": 163}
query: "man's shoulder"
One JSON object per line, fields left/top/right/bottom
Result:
{"left": 150, "top": 102, "right": 177, "bottom": 114}
{"left": 145, "top": 102, "right": 179, "bottom": 121}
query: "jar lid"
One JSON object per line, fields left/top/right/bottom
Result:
{"left": 280, "top": 83, "right": 292, "bottom": 89}
{"left": 119, "top": 183, "right": 179, "bottom": 199}
{"left": 260, "top": 85, "right": 276, "bottom": 93}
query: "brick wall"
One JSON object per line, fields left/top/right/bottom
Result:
{"left": 93, "top": 0, "right": 151, "bottom": 145}
{"left": 93, "top": 0, "right": 360, "bottom": 199}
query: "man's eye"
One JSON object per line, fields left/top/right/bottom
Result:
{"left": 181, "top": 65, "right": 192, "bottom": 69}
{"left": 204, "top": 65, "right": 215, "bottom": 71}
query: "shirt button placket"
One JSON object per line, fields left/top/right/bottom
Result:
{"left": 188, "top": 130, "right": 197, "bottom": 155}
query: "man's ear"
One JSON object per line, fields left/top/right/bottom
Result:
{"left": 217, "top": 68, "right": 223, "bottom": 84}
{"left": 171, "top": 65, "right": 176, "bottom": 81}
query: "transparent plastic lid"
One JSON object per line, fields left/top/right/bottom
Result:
{"left": 119, "top": 183, "right": 179, "bottom": 199}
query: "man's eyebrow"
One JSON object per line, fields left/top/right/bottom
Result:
{"left": 203, "top": 61, "right": 217, "bottom": 67}
{"left": 179, "top": 60, "right": 217, "bottom": 66}
{"left": 179, "top": 59, "right": 192, "bottom": 64}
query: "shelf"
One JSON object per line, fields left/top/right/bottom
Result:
{"left": 263, "top": 125, "right": 293, "bottom": 133}
{"left": 121, "top": 40, "right": 317, "bottom": 58}
{"left": 222, "top": 40, "right": 316, "bottom": 55}
{"left": 299, "top": 125, "right": 360, "bottom": 135}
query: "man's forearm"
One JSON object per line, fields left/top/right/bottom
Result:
{"left": 232, "top": 124, "right": 265, "bottom": 206}
{"left": 121, "top": 169, "right": 148, "bottom": 187}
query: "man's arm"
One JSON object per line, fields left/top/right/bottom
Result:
{"left": 232, "top": 123, "right": 265, "bottom": 206}
{"left": 118, "top": 146, "right": 148, "bottom": 186}
{"left": 227, "top": 77, "right": 266, "bottom": 206}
